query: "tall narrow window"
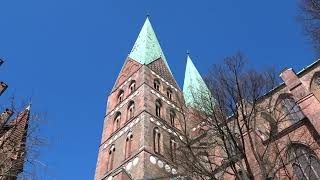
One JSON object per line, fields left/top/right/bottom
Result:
{"left": 129, "top": 80, "right": 136, "bottom": 94}
{"left": 113, "top": 112, "right": 121, "bottom": 132}
{"left": 170, "top": 110, "right": 175, "bottom": 127}
{"left": 280, "top": 95, "right": 305, "bottom": 123}
{"left": 155, "top": 100, "right": 162, "bottom": 117}
{"left": 108, "top": 145, "right": 115, "bottom": 171}
{"left": 127, "top": 101, "right": 135, "bottom": 120}
{"left": 153, "top": 127, "right": 161, "bottom": 154}
{"left": 287, "top": 144, "right": 320, "bottom": 180}
{"left": 125, "top": 132, "right": 133, "bottom": 158}
{"left": 154, "top": 79, "right": 160, "bottom": 91}
{"left": 170, "top": 138, "right": 177, "bottom": 162}
{"left": 117, "top": 90, "right": 124, "bottom": 104}
{"left": 167, "top": 88, "right": 172, "bottom": 100}
{"left": 311, "top": 72, "right": 320, "bottom": 101}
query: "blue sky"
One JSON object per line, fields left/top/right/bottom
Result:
{"left": 0, "top": 0, "right": 315, "bottom": 179}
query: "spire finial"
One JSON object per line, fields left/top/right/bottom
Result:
{"left": 146, "top": 11, "right": 150, "bottom": 18}
{"left": 186, "top": 50, "right": 190, "bottom": 55}
{"left": 25, "top": 103, "right": 32, "bottom": 111}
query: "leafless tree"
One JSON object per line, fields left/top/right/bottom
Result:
{"left": 162, "top": 52, "right": 320, "bottom": 180}
{"left": 0, "top": 59, "right": 47, "bottom": 180}
{"left": 299, "top": 0, "right": 320, "bottom": 55}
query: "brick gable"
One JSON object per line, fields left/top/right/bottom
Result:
{"left": 147, "top": 58, "right": 180, "bottom": 90}
{"left": 112, "top": 59, "right": 142, "bottom": 92}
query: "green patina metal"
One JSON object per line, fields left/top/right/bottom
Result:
{"left": 183, "top": 55, "right": 213, "bottom": 111}
{"left": 128, "top": 18, "right": 171, "bottom": 73}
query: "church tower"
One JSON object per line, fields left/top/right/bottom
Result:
{"left": 95, "top": 18, "right": 185, "bottom": 180}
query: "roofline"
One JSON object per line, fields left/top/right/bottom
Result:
{"left": 296, "top": 59, "right": 320, "bottom": 77}
{"left": 258, "top": 59, "right": 320, "bottom": 101}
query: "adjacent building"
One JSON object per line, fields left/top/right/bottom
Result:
{"left": 0, "top": 61, "right": 30, "bottom": 180}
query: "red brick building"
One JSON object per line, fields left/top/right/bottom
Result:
{"left": 95, "top": 18, "right": 320, "bottom": 180}
{"left": 0, "top": 60, "right": 31, "bottom": 180}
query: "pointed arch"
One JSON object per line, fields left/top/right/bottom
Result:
{"left": 167, "top": 87, "right": 173, "bottom": 100}
{"left": 155, "top": 99, "right": 162, "bottom": 118}
{"left": 287, "top": 143, "right": 320, "bottom": 179}
{"left": 310, "top": 71, "right": 320, "bottom": 101}
{"left": 117, "top": 90, "right": 124, "bottom": 104}
{"left": 113, "top": 112, "right": 121, "bottom": 133}
{"left": 125, "top": 131, "right": 133, "bottom": 158}
{"left": 107, "top": 144, "right": 116, "bottom": 171}
{"left": 153, "top": 127, "right": 161, "bottom": 154}
{"left": 154, "top": 78, "right": 161, "bottom": 91}
{"left": 275, "top": 93, "right": 305, "bottom": 124}
{"left": 169, "top": 109, "right": 176, "bottom": 127}
{"left": 127, "top": 101, "right": 135, "bottom": 121}
{"left": 170, "top": 137, "right": 177, "bottom": 162}
{"left": 129, "top": 80, "right": 136, "bottom": 94}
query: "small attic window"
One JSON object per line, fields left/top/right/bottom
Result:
{"left": 154, "top": 79, "right": 160, "bottom": 91}
{"left": 117, "top": 90, "right": 124, "bottom": 104}
{"left": 129, "top": 80, "right": 136, "bottom": 94}
{"left": 167, "top": 88, "right": 172, "bottom": 100}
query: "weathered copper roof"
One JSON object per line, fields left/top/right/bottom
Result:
{"left": 128, "top": 17, "right": 172, "bottom": 74}
{"left": 183, "top": 55, "right": 212, "bottom": 110}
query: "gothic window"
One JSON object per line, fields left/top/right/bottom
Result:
{"left": 153, "top": 127, "right": 161, "bottom": 154}
{"left": 127, "top": 101, "right": 135, "bottom": 120}
{"left": 170, "top": 110, "right": 175, "bottom": 127}
{"left": 311, "top": 72, "right": 320, "bottom": 101}
{"left": 154, "top": 79, "right": 160, "bottom": 91}
{"left": 117, "top": 90, "right": 124, "bottom": 104}
{"left": 129, "top": 80, "right": 136, "bottom": 94}
{"left": 280, "top": 95, "right": 305, "bottom": 124}
{"left": 108, "top": 145, "right": 115, "bottom": 171}
{"left": 155, "top": 100, "right": 162, "bottom": 118}
{"left": 287, "top": 144, "right": 320, "bottom": 180}
{"left": 125, "top": 131, "right": 133, "bottom": 158}
{"left": 113, "top": 112, "right": 121, "bottom": 132}
{"left": 170, "top": 138, "right": 177, "bottom": 162}
{"left": 167, "top": 88, "right": 172, "bottom": 100}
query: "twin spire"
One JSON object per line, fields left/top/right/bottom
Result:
{"left": 128, "top": 17, "right": 171, "bottom": 73}
{"left": 183, "top": 55, "right": 212, "bottom": 109}
{"left": 128, "top": 18, "right": 211, "bottom": 109}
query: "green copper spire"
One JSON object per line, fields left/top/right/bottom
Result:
{"left": 183, "top": 55, "right": 213, "bottom": 111}
{"left": 129, "top": 18, "right": 171, "bottom": 73}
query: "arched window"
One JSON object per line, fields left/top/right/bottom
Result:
{"left": 170, "top": 110, "right": 176, "bottom": 127}
{"left": 155, "top": 100, "right": 162, "bottom": 117}
{"left": 153, "top": 127, "right": 161, "bottom": 154}
{"left": 117, "top": 90, "right": 124, "bottom": 104}
{"left": 311, "top": 72, "right": 320, "bottom": 101}
{"left": 113, "top": 112, "right": 121, "bottom": 132}
{"left": 170, "top": 137, "right": 177, "bottom": 162}
{"left": 154, "top": 79, "right": 160, "bottom": 91}
{"left": 167, "top": 88, "right": 173, "bottom": 100}
{"left": 108, "top": 145, "right": 115, "bottom": 171}
{"left": 129, "top": 80, "right": 136, "bottom": 94}
{"left": 127, "top": 101, "right": 135, "bottom": 120}
{"left": 125, "top": 131, "right": 133, "bottom": 158}
{"left": 287, "top": 144, "right": 320, "bottom": 180}
{"left": 279, "top": 95, "right": 305, "bottom": 123}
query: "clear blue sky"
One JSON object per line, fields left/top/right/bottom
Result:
{"left": 0, "top": 0, "right": 315, "bottom": 179}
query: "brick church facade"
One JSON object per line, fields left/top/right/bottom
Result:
{"left": 94, "top": 18, "right": 320, "bottom": 180}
